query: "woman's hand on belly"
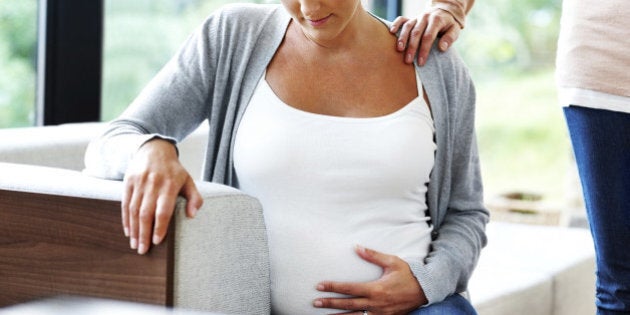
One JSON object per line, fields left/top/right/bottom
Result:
{"left": 313, "top": 245, "right": 428, "bottom": 315}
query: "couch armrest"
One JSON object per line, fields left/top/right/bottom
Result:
{"left": 0, "top": 122, "right": 208, "bottom": 178}
{"left": 0, "top": 162, "right": 270, "bottom": 315}
{"left": 0, "top": 123, "right": 106, "bottom": 171}
{"left": 173, "top": 182, "right": 270, "bottom": 315}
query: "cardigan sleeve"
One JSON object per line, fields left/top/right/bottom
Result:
{"left": 84, "top": 9, "right": 224, "bottom": 180}
{"left": 407, "top": 47, "right": 489, "bottom": 305}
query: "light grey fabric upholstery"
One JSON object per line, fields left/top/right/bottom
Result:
{"left": 0, "top": 122, "right": 208, "bottom": 178}
{"left": 0, "top": 139, "right": 269, "bottom": 315}
{"left": 0, "top": 123, "right": 106, "bottom": 171}
{"left": 0, "top": 162, "right": 122, "bottom": 201}
{"left": 173, "top": 185, "right": 270, "bottom": 314}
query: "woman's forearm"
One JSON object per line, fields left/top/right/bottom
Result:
{"left": 431, "top": 0, "right": 475, "bottom": 28}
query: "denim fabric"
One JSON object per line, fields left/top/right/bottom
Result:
{"left": 409, "top": 294, "right": 477, "bottom": 315}
{"left": 564, "top": 105, "right": 630, "bottom": 314}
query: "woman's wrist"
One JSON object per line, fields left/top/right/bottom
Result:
{"left": 431, "top": 0, "right": 468, "bottom": 29}
{"left": 138, "top": 137, "right": 179, "bottom": 158}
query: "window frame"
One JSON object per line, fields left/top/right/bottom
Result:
{"left": 36, "top": 0, "right": 103, "bottom": 126}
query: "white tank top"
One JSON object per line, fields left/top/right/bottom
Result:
{"left": 234, "top": 73, "right": 436, "bottom": 315}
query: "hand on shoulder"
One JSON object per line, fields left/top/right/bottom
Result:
{"left": 390, "top": 0, "right": 473, "bottom": 65}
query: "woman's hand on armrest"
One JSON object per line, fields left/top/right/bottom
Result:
{"left": 122, "top": 138, "right": 203, "bottom": 255}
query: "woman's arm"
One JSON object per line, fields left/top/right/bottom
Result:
{"left": 84, "top": 13, "right": 219, "bottom": 253}
{"left": 390, "top": 0, "right": 475, "bottom": 65}
{"left": 84, "top": 13, "right": 217, "bottom": 180}
{"left": 407, "top": 47, "right": 488, "bottom": 304}
{"left": 121, "top": 138, "right": 202, "bottom": 255}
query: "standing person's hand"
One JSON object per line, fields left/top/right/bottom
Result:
{"left": 313, "top": 246, "right": 427, "bottom": 314}
{"left": 122, "top": 138, "right": 203, "bottom": 255}
{"left": 390, "top": 0, "right": 473, "bottom": 66}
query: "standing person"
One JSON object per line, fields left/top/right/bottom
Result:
{"left": 85, "top": 0, "right": 488, "bottom": 313}
{"left": 556, "top": 1, "right": 630, "bottom": 314}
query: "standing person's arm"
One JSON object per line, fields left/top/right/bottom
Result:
{"left": 390, "top": 0, "right": 475, "bottom": 65}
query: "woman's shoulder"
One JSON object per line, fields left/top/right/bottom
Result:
{"left": 424, "top": 45, "right": 471, "bottom": 82}
{"left": 418, "top": 45, "right": 476, "bottom": 122}
{"left": 420, "top": 45, "right": 474, "bottom": 102}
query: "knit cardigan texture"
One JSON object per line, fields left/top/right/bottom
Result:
{"left": 85, "top": 3, "right": 489, "bottom": 305}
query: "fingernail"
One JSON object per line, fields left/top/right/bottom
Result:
{"left": 130, "top": 238, "right": 137, "bottom": 250}
{"left": 398, "top": 40, "right": 404, "bottom": 50}
{"left": 313, "top": 300, "right": 323, "bottom": 307}
{"left": 440, "top": 41, "right": 448, "bottom": 51}
{"left": 419, "top": 57, "right": 425, "bottom": 66}
{"left": 316, "top": 283, "right": 325, "bottom": 291}
{"left": 390, "top": 26, "right": 396, "bottom": 32}
{"left": 406, "top": 53, "right": 413, "bottom": 63}
{"left": 138, "top": 243, "right": 146, "bottom": 255}
{"left": 356, "top": 244, "right": 368, "bottom": 255}
{"left": 153, "top": 234, "right": 161, "bottom": 245}
{"left": 123, "top": 227, "right": 129, "bottom": 237}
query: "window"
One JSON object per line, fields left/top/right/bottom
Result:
{"left": 369, "top": 0, "right": 402, "bottom": 21}
{"left": 0, "top": 0, "right": 38, "bottom": 128}
{"left": 101, "top": 0, "right": 396, "bottom": 121}
{"left": 101, "top": 0, "right": 257, "bottom": 121}
{"left": 0, "top": 0, "right": 398, "bottom": 127}
{"left": 453, "top": 0, "right": 573, "bottom": 222}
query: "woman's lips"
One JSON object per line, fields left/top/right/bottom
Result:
{"left": 307, "top": 15, "right": 331, "bottom": 26}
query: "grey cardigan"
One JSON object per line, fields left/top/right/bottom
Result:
{"left": 85, "top": 3, "right": 489, "bottom": 305}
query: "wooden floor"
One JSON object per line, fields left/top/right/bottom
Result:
{"left": 0, "top": 189, "right": 173, "bottom": 307}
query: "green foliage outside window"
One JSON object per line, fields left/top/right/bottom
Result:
{"left": 459, "top": 0, "right": 562, "bottom": 73}
{"left": 0, "top": 0, "right": 37, "bottom": 128}
{"left": 455, "top": 0, "right": 570, "bottom": 203}
{"left": 101, "top": 0, "right": 259, "bottom": 121}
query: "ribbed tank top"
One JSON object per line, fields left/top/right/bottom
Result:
{"left": 234, "top": 72, "right": 436, "bottom": 315}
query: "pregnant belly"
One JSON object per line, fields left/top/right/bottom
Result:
{"left": 267, "top": 222, "right": 429, "bottom": 315}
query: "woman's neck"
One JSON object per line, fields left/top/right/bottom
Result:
{"left": 293, "top": 9, "right": 390, "bottom": 57}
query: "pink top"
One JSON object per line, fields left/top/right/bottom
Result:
{"left": 555, "top": 0, "right": 630, "bottom": 112}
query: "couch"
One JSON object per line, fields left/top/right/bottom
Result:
{"left": 0, "top": 122, "right": 596, "bottom": 314}
{"left": 0, "top": 122, "right": 269, "bottom": 314}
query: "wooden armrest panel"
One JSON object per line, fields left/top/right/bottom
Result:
{"left": 0, "top": 189, "right": 173, "bottom": 307}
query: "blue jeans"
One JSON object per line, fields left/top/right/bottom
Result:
{"left": 409, "top": 294, "right": 477, "bottom": 315}
{"left": 564, "top": 105, "right": 630, "bottom": 314}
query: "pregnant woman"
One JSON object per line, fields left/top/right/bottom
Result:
{"left": 85, "top": 0, "right": 488, "bottom": 313}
